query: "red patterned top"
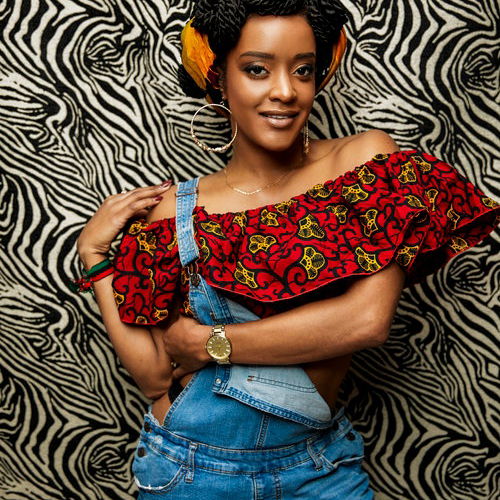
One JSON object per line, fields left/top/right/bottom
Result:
{"left": 112, "top": 150, "right": 500, "bottom": 325}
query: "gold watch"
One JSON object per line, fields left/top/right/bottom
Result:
{"left": 205, "top": 324, "right": 232, "bottom": 364}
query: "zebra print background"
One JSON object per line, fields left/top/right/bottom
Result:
{"left": 1, "top": 0, "right": 498, "bottom": 499}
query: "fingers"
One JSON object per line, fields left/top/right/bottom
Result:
{"left": 172, "top": 366, "right": 187, "bottom": 379}
{"left": 172, "top": 363, "right": 200, "bottom": 380}
{"left": 118, "top": 181, "right": 173, "bottom": 198}
{"left": 116, "top": 181, "right": 173, "bottom": 216}
{"left": 106, "top": 181, "right": 173, "bottom": 205}
{"left": 172, "top": 360, "right": 209, "bottom": 380}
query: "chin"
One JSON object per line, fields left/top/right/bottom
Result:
{"left": 257, "top": 134, "right": 301, "bottom": 153}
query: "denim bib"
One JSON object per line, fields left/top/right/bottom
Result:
{"left": 174, "top": 177, "right": 334, "bottom": 428}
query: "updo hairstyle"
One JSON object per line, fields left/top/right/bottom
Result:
{"left": 178, "top": 0, "right": 349, "bottom": 102}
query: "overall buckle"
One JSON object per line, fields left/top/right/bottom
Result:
{"left": 185, "top": 260, "right": 200, "bottom": 287}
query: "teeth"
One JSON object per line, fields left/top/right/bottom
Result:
{"left": 265, "top": 115, "right": 293, "bottom": 119}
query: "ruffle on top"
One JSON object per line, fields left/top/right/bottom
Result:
{"left": 112, "top": 149, "right": 500, "bottom": 325}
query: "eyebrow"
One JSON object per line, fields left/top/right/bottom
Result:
{"left": 239, "top": 51, "right": 316, "bottom": 60}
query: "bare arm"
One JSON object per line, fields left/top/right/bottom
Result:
{"left": 166, "top": 261, "right": 406, "bottom": 377}
{"left": 79, "top": 250, "right": 174, "bottom": 400}
{"left": 76, "top": 182, "right": 174, "bottom": 400}
{"left": 223, "top": 261, "right": 405, "bottom": 364}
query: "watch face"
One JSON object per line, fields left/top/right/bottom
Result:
{"left": 207, "top": 335, "right": 231, "bottom": 360}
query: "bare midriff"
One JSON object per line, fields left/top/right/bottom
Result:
{"left": 150, "top": 356, "right": 352, "bottom": 426}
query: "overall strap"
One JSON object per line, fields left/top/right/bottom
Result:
{"left": 175, "top": 176, "right": 236, "bottom": 325}
{"left": 175, "top": 177, "right": 201, "bottom": 267}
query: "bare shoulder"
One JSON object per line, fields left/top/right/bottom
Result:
{"left": 337, "top": 129, "right": 400, "bottom": 167}
{"left": 311, "top": 130, "right": 400, "bottom": 180}
{"left": 145, "top": 183, "right": 179, "bottom": 224}
{"left": 357, "top": 129, "right": 400, "bottom": 154}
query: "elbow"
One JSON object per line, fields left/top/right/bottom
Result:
{"left": 144, "top": 389, "right": 167, "bottom": 400}
{"left": 139, "top": 374, "right": 172, "bottom": 400}
{"left": 361, "top": 313, "right": 392, "bottom": 347}
{"left": 143, "top": 384, "right": 170, "bottom": 401}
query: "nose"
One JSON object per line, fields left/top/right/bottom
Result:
{"left": 269, "top": 69, "right": 297, "bottom": 102}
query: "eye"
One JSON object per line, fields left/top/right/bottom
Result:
{"left": 244, "top": 64, "right": 268, "bottom": 77}
{"left": 295, "top": 64, "right": 314, "bottom": 77}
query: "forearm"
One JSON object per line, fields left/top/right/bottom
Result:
{"left": 201, "top": 263, "right": 405, "bottom": 365}
{"left": 225, "top": 292, "right": 378, "bottom": 365}
{"left": 79, "top": 250, "right": 171, "bottom": 399}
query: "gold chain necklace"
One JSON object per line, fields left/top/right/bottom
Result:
{"left": 223, "top": 158, "right": 304, "bottom": 196}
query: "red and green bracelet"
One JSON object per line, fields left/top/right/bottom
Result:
{"left": 70, "top": 258, "right": 114, "bottom": 294}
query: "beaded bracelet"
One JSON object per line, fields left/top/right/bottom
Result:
{"left": 70, "top": 257, "right": 114, "bottom": 294}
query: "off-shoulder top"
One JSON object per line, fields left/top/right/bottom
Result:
{"left": 111, "top": 150, "right": 500, "bottom": 325}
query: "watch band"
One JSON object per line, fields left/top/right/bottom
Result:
{"left": 212, "top": 324, "right": 225, "bottom": 337}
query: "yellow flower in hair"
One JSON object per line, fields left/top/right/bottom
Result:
{"left": 181, "top": 18, "right": 216, "bottom": 90}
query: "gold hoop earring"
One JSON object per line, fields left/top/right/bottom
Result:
{"left": 190, "top": 101, "right": 238, "bottom": 153}
{"left": 303, "top": 121, "right": 310, "bottom": 155}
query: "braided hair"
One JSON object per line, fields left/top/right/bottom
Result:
{"left": 178, "top": 0, "right": 349, "bottom": 101}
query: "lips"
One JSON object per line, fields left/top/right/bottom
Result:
{"left": 260, "top": 111, "right": 299, "bottom": 118}
{"left": 261, "top": 113, "right": 298, "bottom": 119}
{"left": 259, "top": 111, "right": 299, "bottom": 128}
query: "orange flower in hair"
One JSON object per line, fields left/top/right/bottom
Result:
{"left": 181, "top": 18, "right": 216, "bottom": 90}
{"left": 316, "top": 27, "right": 348, "bottom": 93}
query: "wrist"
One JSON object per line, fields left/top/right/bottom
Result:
{"left": 203, "top": 324, "right": 233, "bottom": 365}
{"left": 78, "top": 249, "right": 109, "bottom": 273}
{"left": 70, "top": 253, "right": 114, "bottom": 294}
{"left": 77, "top": 244, "right": 108, "bottom": 258}
{"left": 197, "top": 325, "right": 214, "bottom": 363}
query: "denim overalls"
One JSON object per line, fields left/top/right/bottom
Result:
{"left": 131, "top": 178, "right": 374, "bottom": 499}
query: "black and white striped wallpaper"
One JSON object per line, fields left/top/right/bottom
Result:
{"left": 1, "top": 1, "right": 498, "bottom": 499}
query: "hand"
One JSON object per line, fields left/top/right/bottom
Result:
{"left": 163, "top": 315, "right": 211, "bottom": 379}
{"left": 77, "top": 181, "right": 173, "bottom": 257}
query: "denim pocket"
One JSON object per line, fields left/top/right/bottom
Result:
{"left": 221, "top": 364, "right": 333, "bottom": 426}
{"left": 132, "top": 439, "right": 186, "bottom": 494}
{"left": 247, "top": 365, "right": 318, "bottom": 392}
{"left": 317, "top": 424, "right": 365, "bottom": 472}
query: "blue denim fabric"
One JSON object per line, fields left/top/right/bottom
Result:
{"left": 133, "top": 178, "right": 374, "bottom": 499}
{"left": 174, "top": 177, "right": 335, "bottom": 428}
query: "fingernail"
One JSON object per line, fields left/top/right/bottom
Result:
{"left": 161, "top": 180, "right": 172, "bottom": 187}
{"left": 154, "top": 195, "right": 163, "bottom": 201}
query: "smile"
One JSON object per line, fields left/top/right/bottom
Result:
{"left": 260, "top": 112, "right": 299, "bottom": 129}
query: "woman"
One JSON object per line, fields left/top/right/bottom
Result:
{"left": 74, "top": 1, "right": 500, "bottom": 498}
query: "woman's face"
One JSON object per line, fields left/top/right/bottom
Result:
{"left": 221, "top": 14, "right": 316, "bottom": 153}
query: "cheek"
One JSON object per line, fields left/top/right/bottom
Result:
{"left": 227, "top": 87, "right": 266, "bottom": 130}
{"left": 229, "top": 79, "right": 265, "bottom": 109}
{"left": 299, "top": 83, "right": 316, "bottom": 105}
